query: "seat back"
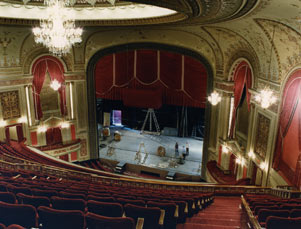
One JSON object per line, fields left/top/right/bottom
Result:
{"left": 32, "top": 189, "right": 58, "bottom": 198}
{"left": 257, "top": 209, "right": 289, "bottom": 224}
{"left": 0, "top": 201, "right": 37, "bottom": 228}
{"left": 51, "top": 196, "right": 86, "bottom": 212}
{"left": 266, "top": 216, "right": 301, "bottom": 229}
{"left": 16, "top": 193, "right": 50, "bottom": 209}
{"left": 7, "top": 186, "right": 31, "bottom": 196}
{"left": 59, "top": 191, "right": 86, "bottom": 200}
{"left": 87, "top": 200, "right": 123, "bottom": 217}
{"left": 291, "top": 209, "right": 301, "bottom": 218}
{"left": 0, "top": 192, "right": 16, "bottom": 204}
{"left": 86, "top": 212, "right": 135, "bottom": 229}
{"left": 254, "top": 205, "right": 278, "bottom": 215}
{"left": 147, "top": 201, "right": 177, "bottom": 229}
{"left": 117, "top": 198, "right": 145, "bottom": 207}
{"left": 124, "top": 203, "right": 161, "bottom": 229}
{"left": 87, "top": 195, "right": 115, "bottom": 203}
{"left": 280, "top": 204, "right": 301, "bottom": 210}
{"left": 38, "top": 206, "right": 84, "bottom": 229}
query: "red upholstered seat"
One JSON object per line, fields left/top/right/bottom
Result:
{"left": 38, "top": 206, "right": 85, "bottom": 229}
{"left": 0, "top": 184, "right": 7, "bottom": 192}
{"left": 0, "top": 192, "right": 16, "bottom": 204}
{"left": 257, "top": 209, "right": 290, "bottom": 227}
{"left": 0, "top": 201, "right": 37, "bottom": 228}
{"left": 87, "top": 200, "right": 123, "bottom": 217}
{"left": 6, "top": 186, "right": 31, "bottom": 196}
{"left": 7, "top": 225, "right": 25, "bottom": 229}
{"left": 51, "top": 196, "right": 86, "bottom": 212}
{"left": 16, "top": 193, "right": 50, "bottom": 209}
{"left": 280, "top": 204, "right": 301, "bottom": 210}
{"left": 291, "top": 209, "right": 301, "bottom": 218}
{"left": 254, "top": 205, "right": 278, "bottom": 215}
{"left": 147, "top": 201, "right": 177, "bottom": 229}
{"left": 32, "top": 189, "right": 58, "bottom": 198}
{"left": 0, "top": 223, "right": 5, "bottom": 229}
{"left": 87, "top": 195, "right": 115, "bottom": 203}
{"left": 124, "top": 203, "right": 162, "bottom": 229}
{"left": 86, "top": 212, "right": 135, "bottom": 229}
{"left": 59, "top": 191, "right": 86, "bottom": 200}
{"left": 116, "top": 198, "right": 145, "bottom": 207}
{"left": 266, "top": 216, "right": 301, "bottom": 229}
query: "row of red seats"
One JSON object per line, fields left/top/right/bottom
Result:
{"left": 0, "top": 168, "right": 213, "bottom": 228}
{"left": 245, "top": 194, "right": 301, "bottom": 228}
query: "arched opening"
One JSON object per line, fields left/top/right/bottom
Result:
{"left": 86, "top": 43, "right": 213, "bottom": 178}
{"left": 274, "top": 69, "right": 301, "bottom": 188}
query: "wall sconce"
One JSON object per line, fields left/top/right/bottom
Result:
{"left": 235, "top": 156, "right": 245, "bottom": 166}
{"left": 248, "top": 151, "right": 255, "bottom": 160}
{"left": 0, "top": 120, "right": 6, "bottom": 127}
{"left": 259, "top": 162, "right": 268, "bottom": 171}
{"left": 37, "top": 125, "right": 47, "bottom": 133}
{"left": 50, "top": 79, "right": 61, "bottom": 91}
{"left": 18, "top": 116, "right": 27, "bottom": 123}
{"left": 222, "top": 144, "right": 231, "bottom": 154}
{"left": 255, "top": 88, "right": 277, "bottom": 109}
{"left": 208, "top": 91, "right": 222, "bottom": 106}
{"left": 60, "top": 121, "right": 70, "bottom": 128}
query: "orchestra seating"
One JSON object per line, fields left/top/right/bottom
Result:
{"left": 0, "top": 141, "right": 214, "bottom": 228}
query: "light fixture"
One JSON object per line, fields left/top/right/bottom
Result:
{"left": 0, "top": 120, "right": 6, "bottom": 127}
{"left": 37, "top": 125, "right": 47, "bottom": 133}
{"left": 50, "top": 79, "right": 61, "bottom": 91}
{"left": 33, "top": 0, "right": 83, "bottom": 56}
{"left": 259, "top": 162, "right": 267, "bottom": 171}
{"left": 248, "top": 150, "right": 255, "bottom": 160}
{"left": 222, "top": 144, "right": 230, "bottom": 154}
{"left": 255, "top": 88, "right": 277, "bottom": 109}
{"left": 208, "top": 91, "right": 222, "bottom": 105}
{"left": 235, "top": 156, "right": 245, "bottom": 166}
{"left": 60, "top": 121, "right": 70, "bottom": 128}
{"left": 18, "top": 116, "right": 28, "bottom": 123}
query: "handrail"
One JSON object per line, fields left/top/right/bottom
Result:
{"left": 241, "top": 195, "right": 261, "bottom": 229}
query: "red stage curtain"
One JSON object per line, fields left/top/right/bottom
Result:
{"left": 136, "top": 50, "right": 158, "bottom": 84}
{"left": 273, "top": 70, "right": 301, "bottom": 182}
{"left": 94, "top": 49, "right": 208, "bottom": 108}
{"left": 123, "top": 89, "right": 162, "bottom": 109}
{"left": 32, "top": 56, "right": 67, "bottom": 120}
{"left": 229, "top": 61, "right": 252, "bottom": 138}
{"left": 46, "top": 127, "right": 62, "bottom": 145}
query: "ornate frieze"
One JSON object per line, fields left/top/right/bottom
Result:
{"left": 0, "top": 90, "right": 21, "bottom": 120}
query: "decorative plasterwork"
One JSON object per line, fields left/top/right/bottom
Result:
{"left": 254, "top": 113, "right": 270, "bottom": 159}
{"left": 256, "top": 19, "right": 301, "bottom": 83}
{"left": 0, "top": 90, "right": 21, "bottom": 120}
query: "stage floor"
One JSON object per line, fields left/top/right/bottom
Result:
{"left": 98, "top": 126, "right": 203, "bottom": 176}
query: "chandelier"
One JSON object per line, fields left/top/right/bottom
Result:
{"left": 50, "top": 79, "right": 61, "bottom": 91}
{"left": 33, "top": 0, "right": 83, "bottom": 56}
{"left": 208, "top": 91, "right": 222, "bottom": 106}
{"left": 255, "top": 88, "right": 277, "bottom": 109}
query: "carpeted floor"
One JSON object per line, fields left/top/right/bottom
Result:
{"left": 177, "top": 196, "right": 248, "bottom": 229}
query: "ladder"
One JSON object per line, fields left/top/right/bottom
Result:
{"left": 141, "top": 108, "right": 160, "bottom": 135}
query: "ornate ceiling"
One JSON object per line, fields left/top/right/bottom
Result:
{"left": 0, "top": 0, "right": 300, "bottom": 87}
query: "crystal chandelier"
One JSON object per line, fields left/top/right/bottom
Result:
{"left": 33, "top": 0, "right": 83, "bottom": 56}
{"left": 255, "top": 88, "right": 277, "bottom": 109}
{"left": 208, "top": 91, "right": 222, "bottom": 106}
{"left": 50, "top": 79, "right": 61, "bottom": 91}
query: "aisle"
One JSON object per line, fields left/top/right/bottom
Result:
{"left": 177, "top": 196, "right": 248, "bottom": 229}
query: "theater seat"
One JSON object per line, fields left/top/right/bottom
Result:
{"left": 86, "top": 212, "right": 135, "bottom": 229}
{"left": 87, "top": 200, "right": 123, "bottom": 217}
{"left": 59, "top": 191, "right": 86, "bottom": 200}
{"left": 32, "top": 189, "right": 58, "bottom": 198}
{"left": 291, "top": 209, "right": 301, "bottom": 218}
{"left": 116, "top": 198, "right": 145, "bottom": 207}
{"left": 0, "top": 192, "right": 16, "bottom": 204}
{"left": 0, "top": 223, "right": 5, "bottom": 229}
{"left": 16, "top": 193, "right": 50, "bottom": 209}
{"left": 7, "top": 225, "right": 25, "bottom": 229}
{"left": 51, "top": 196, "right": 86, "bottom": 212}
{"left": 257, "top": 209, "right": 289, "bottom": 227}
{"left": 266, "top": 216, "right": 301, "bottom": 229}
{"left": 38, "top": 206, "right": 85, "bottom": 229}
{"left": 147, "top": 201, "right": 177, "bottom": 229}
{"left": 0, "top": 201, "right": 37, "bottom": 228}
{"left": 124, "top": 203, "right": 162, "bottom": 229}
{"left": 87, "top": 195, "right": 115, "bottom": 203}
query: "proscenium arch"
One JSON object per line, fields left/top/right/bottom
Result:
{"left": 86, "top": 42, "right": 214, "bottom": 179}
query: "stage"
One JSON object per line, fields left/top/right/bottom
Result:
{"left": 98, "top": 126, "right": 203, "bottom": 177}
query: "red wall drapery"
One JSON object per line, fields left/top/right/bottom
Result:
{"left": 46, "top": 127, "right": 62, "bottom": 145}
{"left": 32, "top": 56, "right": 67, "bottom": 120}
{"left": 273, "top": 70, "right": 301, "bottom": 186}
{"left": 229, "top": 61, "right": 252, "bottom": 138}
{"left": 94, "top": 49, "right": 208, "bottom": 108}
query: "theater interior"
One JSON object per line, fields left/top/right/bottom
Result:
{"left": 1, "top": 0, "right": 301, "bottom": 228}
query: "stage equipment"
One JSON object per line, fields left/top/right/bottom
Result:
{"left": 141, "top": 108, "right": 160, "bottom": 135}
